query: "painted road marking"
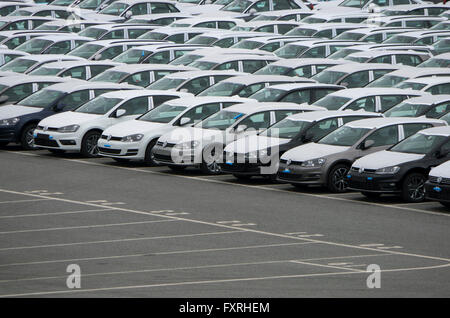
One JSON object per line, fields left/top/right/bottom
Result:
{"left": 217, "top": 220, "right": 256, "bottom": 227}
{"left": 0, "top": 208, "right": 114, "bottom": 219}
{"left": 0, "top": 199, "right": 51, "bottom": 204}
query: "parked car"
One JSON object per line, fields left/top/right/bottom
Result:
{"left": 188, "top": 54, "right": 279, "bottom": 73}
{"left": 78, "top": 23, "right": 159, "bottom": 40}
{"left": 384, "top": 95, "right": 450, "bottom": 119}
{"left": 367, "top": 66, "right": 450, "bottom": 88}
{"left": 0, "top": 16, "right": 54, "bottom": 31}
{"left": 425, "top": 160, "right": 450, "bottom": 208}
{"left": 344, "top": 50, "right": 431, "bottom": 66}
{"left": 0, "top": 54, "right": 84, "bottom": 76}
{"left": 0, "top": 48, "right": 28, "bottom": 66}
{"left": 396, "top": 76, "right": 450, "bottom": 95}
{"left": 347, "top": 126, "right": 450, "bottom": 202}
{"left": 29, "top": 60, "right": 121, "bottom": 80}
{"left": 34, "top": 89, "right": 192, "bottom": 156}
{"left": 97, "top": 96, "right": 250, "bottom": 164}
{"left": 274, "top": 40, "right": 363, "bottom": 59}
{"left": 254, "top": 58, "right": 347, "bottom": 78}
{"left": 417, "top": 53, "right": 450, "bottom": 68}
{"left": 14, "top": 34, "right": 92, "bottom": 54}
{"left": 0, "top": 81, "right": 138, "bottom": 149}
{"left": 279, "top": 117, "right": 446, "bottom": 192}
{"left": 221, "top": 110, "right": 381, "bottom": 180}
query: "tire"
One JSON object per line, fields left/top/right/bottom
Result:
{"left": 361, "top": 192, "right": 381, "bottom": 200}
{"left": 113, "top": 158, "right": 130, "bottom": 163}
{"left": 20, "top": 123, "right": 37, "bottom": 150}
{"left": 327, "top": 164, "right": 350, "bottom": 193}
{"left": 439, "top": 201, "right": 450, "bottom": 208}
{"left": 200, "top": 144, "right": 222, "bottom": 175}
{"left": 143, "top": 140, "right": 158, "bottom": 166}
{"left": 401, "top": 172, "right": 426, "bottom": 203}
{"left": 80, "top": 130, "right": 101, "bottom": 158}
{"left": 168, "top": 165, "right": 186, "bottom": 172}
{"left": 233, "top": 174, "right": 252, "bottom": 180}
{"left": 48, "top": 149, "right": 66, "bottom": 154}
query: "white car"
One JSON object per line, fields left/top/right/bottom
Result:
{"left": 34, "top": 90, "right": 192, "bottom": 157}
{"left": 367, "top": 66, "right": 450, "bottom": 88}
{"left": 97, "top": 96, "right": 250, "bottom": 164}
{"left": 425, "top": 160, "right": 450, "bottom": 208}
{"left": 396, "top": 76, "right": 450, "bottom": 95}
{"left": 152, "top": 102, "right": 325, "bottom": 174}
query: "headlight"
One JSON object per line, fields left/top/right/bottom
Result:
{"left": 174, "top": 140, "right": 200, "bottom": 149}
{"left": 301, "top": 158, "right": 326, "bottom": 167}
{"left": 57, "top": 125, "right": 80, "bottom": 133}
{"left": 375, "top": 166, "right": 400, "bottom": 175}
{"left": 121, "top": 134, "right": 144, "bottom": 142}
{"left": 0, "top": 117, "right": 19, "bottom": 126}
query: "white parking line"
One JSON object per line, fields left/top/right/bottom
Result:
{"left": 0, "top": 208, "right": 114, "bottom": 219}
{"left": 0, "top": 198, "right": 51, "bottom": 204}
{"left": 0, "top": 230, "right": 245, "bottom": 252}
{"left": 290, "top": 260, "right": 365, "bottom": 273}
{"left": 0, "top": 219, "right": 178, "bottom": 235}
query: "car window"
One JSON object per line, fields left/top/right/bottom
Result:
{"left": 314, "top": 30, "right": 333, "bottom": 39}
{"left": 427, "top": 83, "right": 450, "bottom": 95}
{"left": 345, "top": 96, "right": 376, "bottom": 112}
{"left": 128, "top": 28, "right": 149, "bottom": 39}
{"left": 314, "top": 88, "right": 340, "bottom": 102}
{"left": 61, "top": 66, "right": 86, "bottom": 80}
{"left": 154, "top": 70, "right": 173, "bottom": 81}
{"left": 46, "top": 40, "right": 72, "bottom": 54}
{"left": 117, "top": 96, "right": 149, "bottom": 115}
{"left": 242, "top": 60, "right": 266, "bottom": 73}
{"left": 166, "top": 33, "right": 184, "bottom": 43}
{"left": 93, "top": 89, "right": 113, "bottom": 97}
{"left": 180, "top": 77, "right": 210, "bottom": 95}
{"left": 341, "top": 71, "right": 370, "bottom": 88}
{"left": 342, "top": 116, "right": 372, "bottom": 124}
{"left": 100, "top": 46, "right": 124, "bottom": 60}
{"left": 379, "top": 95, "right": 407, "bottom": 112}
{"left": 145, "top": 50, "right": 171, "bottom": 64}
{"left": 403, "top": 123, "right": 434, "bottom": 138}
{"left": 277, "top": 24, "right": 296, "bottom": 35}
{"left": 214, "top": 37, "right": 235, "bottom": 48}
{"left": 441, "top": 140, "right": 450, "bottom": 155}
{"left": 152, "top": 95, "right": 179, "bottom": 106}
{"left": 274, "top": 109, "right": 300, "bottom": 122}
{"left": 102, "top": 29, "right": 125, "bottom": 40}
{"left": 289, "top": 66, "right": 312, "bottom": 78}
{"left": 373, "top": 69, "right": 393, "bottom": 80}
{"left": 125, "top": 71, "right": 151, "bottom": 87}
{"left": 196, "top": 21, "right": 216, "bottom": 28}
{"left": 273, "top": 0, "right": 292, "bottom": 10}
{"left": 3, "top": 54, "right": 22, "bottom": 64}
{"left": 301, "top": 46, "right": 326, "bottom": 58}
{"left": 396, "top": 54, "right": 422, "bottom": 66}
{"left": 307, "top": 118, "right": 339, "bottom": 141}
{"left": 426, "top": 102, "right": 450, "bottom": 118}
{"left": 366, "top": 125, "right": 399, "bottom": 147}
{"left": 218, "top": 21, "right": 236, "bottom": 29}
{"left": 415, "top": 37, "right": 433, "bottom": 45}
{"left": 59, "top": 90, "right": 91, "bottom": 110}
{"left": 89, "top": 65, "right": 113, "bottom": 78}
{"left": 238, "top": 83, "right": 266, "bottom": 97}
{"left": 36, "top": 82, "right": 56, "bottom": 90}
{"left": 180, "top": 103, "right": 221, "bottom": 125}
{"left": 151, "top": 3, "right": 178, "bottom": 13}
{"left": 129, "top": 3, "right": 148, "bottom": 15}
{"left": 257, "top": 25, "right": 275, "bottom": 33}
{"left": 280, "top": 89, "right": 311, "bottom": 104}
{"left": 1, "top": 83, "right": 33, "bottom": 103}
{"left": 238, "top": 111, "right": 272, "bottom": 130}
{"left": 249, "top": 0, "right": 270, "bottom": 12}
{"left": 216, "top": 61, "right": 239, "bottom": 71}
{"left": 371, "top": 55, "right": 392, "bottom": 64}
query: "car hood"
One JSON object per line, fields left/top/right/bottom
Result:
{"left": 0, "top": 105, "right": 42, "bottom": 119}
{"left": 103, "top": 119, "right": 166, "bottom": 137}
{"left": 429, "top": 161, "right": 450, "bottom": 178}
{"left": 224, "top": 135, "right": 290, "bottom": 154}
{"left": 158, "top": 126, "right": 223, "bottom": 144}
{"left": 0, "top": 71, "right": 21, "bottom": 77}
{"left": 352, "top": 150, "right": 425, "bottom": 170}
{"left": 39, "top": 111, "right": 100, "bottom": 128}
{"left": 281, "top": 143, "right": 350, "bottom": 161}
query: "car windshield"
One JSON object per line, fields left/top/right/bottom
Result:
{"left": 139, "top": 32, "right": 168, "bottom": 40}
{"left": 249, "top": 87, "right": 285, "bottom": 102}
{"left": 197, "top": 110, "right": 244, "bottom": 130}
{"left": 100, "top": 2, "right": 128, "bottom": 16}
{"left": 254, "top": 65, "right": 290, "bottom": 75}
{"left": 384, "top": 35, "right": 417, "bottom": 44}
{"left": 139, "top": 103, "right": 186, "bottom": 123}
{"left": 433, "top": 40, "right": 450, "bottom": 55}
{"left": 311, "top": 70, "right": 347, "bottom": 84}
{"left": 384, "top": 102, "right": 429, "bottom": 117}
{"left": 90, "top": 70, "right": 128, "bottom": 83}
{"left": 319, "top": 126, "right": 371, "bottom": 146}
{"left": 112, "top": 49, "right": 152, "bottom": 64}
{"left": 339, "top": 0, "right": 369, "bottom": 8}
{"left": 52, "top": 0, "right": 75, "bottom": 6}
{"left": 35, "top": 24, "right": 60, "bottom": 31}
{"left": 0, "top": 58, "right": 35, "bottom": 73}
{"left": 189, "top": 60, "right": 218, "bottom": 70}
{"left": 260, "top": 119, "right": 309, "bottom": 139}
{"left": 221, "top": 0, "right": 251, "bottom": 13}
{"left": 440, "top": 112, "right": 450, "bottom": 124}
{"left": 335, "top": 32, "right": 364, "bottom": 41}
{"left": 367, "top": 75, "right": 407, "bottom": 88}
{"left": 285, "top": 28, "right": 316, "bottom": 37}
{"left": 313, "top": 95, "right": 351, "bottom": 110}
{"left": 17, "top": 89, "right": 65, "bottom": 108}
{"left": 418, "top": 58, "right": 450, "bottom": 68}
{"left": 231, "top": 40, "right": 262, "bottom": 50}
{"left": 187, "top": 36, "right": 217, "bottom": 45}
{"left": 396, "top": 82, "right": 427, "bottom": 90}
{"left": 29, "top": 66, "right": 62, "bottom": 76}
{"left": 15, "top": 38, "right": 53, "bottom": 54}
{"left": 75, "top": 96, "right": 123, "bottom": 115}
{"left": 79, "top": 27, "right": 107, "bottom": 39}
{"left": 198, "top": 82, "right": 243, "bottom": 96}
{"left": 79, "top": 0, "right": 103, "bottom": 9}
{"left": 170, "top": 53, "right": 202, "bottom": 66}
{"left": 147, "top": 77, "right": 185, "bottom": 90}
{"left": 390, "top": 133, "right": 447, "bottom": 154}
{"left": 274, "top": 44, "right": 308, "bottom": 58}
{"left": 328, "top": 48, "right": 361, "bottom": 60}
{"left": 345, "top": 55, "right": 370, "bottom": 63}
{"left": 67, "top": 43, "right": 102, "bottom": 59}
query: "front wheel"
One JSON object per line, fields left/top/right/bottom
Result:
{"left": 144, "top": 140, "right": 158, "bottom": 166}
{"left": 20, "top": 123, "right": 38, "bottom": 150}
{"left": 401, "top": 172, "right": 426, "bottom": 203}
{"left": 81, "top": 131, "right": 101, "bottom": 157}
{"left": 327, "top": 164, "right": 350, "bottom": 193}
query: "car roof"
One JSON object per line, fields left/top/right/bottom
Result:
{"left": 10, "top": 5, "right": 67, "bottom": 12}
{"left": 287, "top": 110, "right": 381, "bottom": 122}
{"left": 346, "top": 117, "right": 445, "bottom": 129}
{"left": 170, "top": 17, "right": 243, "bottom": 24}
{"left": 128, "top": 43, "right": 207, "bottom": 51}
{"left": 36, "top": 60, "right": 121, "bottom": 69}
{"left": 44, "top": 81, "right": 140, "bottom": 93}
{"left": 419, "top": 125, "right": 450, "bottom": 136}
{"left": 323, "top": 63, "right": 401, "bottom": 72}
{"left": 85, "top": 23, "right": 158, "bottom": 31}
{"left": 224, "top": 102, "right": 324, "bottom": 114}
{"left": 431, "top": 52, "right": 450, "bottom": 59}
{"left": 329, "top": 87, "right": 425, "bottom": 98}
{"left": 347, "top": 50, "right": 430, "bottom": 58}
{"left": 0, "top": 16, "right": 55, "bottom": 22}
{"left": 292, "top": 23, "right": 369, "bottom": 31}
{"left": 402, "top": 76, "right": 450, "bottom": 85}
{"left": 284, "top": 40, "right": 363, "bottom": 47}
{"left": 389, "top": 30, "right": 450, "bottom": 38}
{"left": 0, "top": 75, "right": 70, "bottom": 86}
{"left": 26, "top": 34, "right": 93, "bottom": 41}
{"left": 103, "top": 64, "right": 195, "bottom": 73}
{"left": 98, "top": 89, "right": 190, "bottom": 99}
{"left": 193, "top": 54, "right": 278, "bottom": 63}
{"left": 267, "top": 58, "right": 347, "bottom": 68}
{"left": 163, "top": 96, "right": 251, "bottom": 108}
{"left": 13, "top": 54, "right": 84, "bottom": 62}
{"left": 264, "top": 83, "right": 344, "bottom": 91}
{"left": 387, "top": 66, "right": 450, "bottom": 77}
{"left": 402, "top": 94, "right": 450, "bottom": 105}
{"left": 162, "top": 70, "right": 245, "bottom": 79}
{"left": 221, "top": 74, "right": 315, "bottom": 85}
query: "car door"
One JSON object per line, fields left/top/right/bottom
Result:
{"left": 228, "top": 111, "right": 272, "bottom": 143}
{"left": 112, "top": 96, "right": 150, "bottom": 124}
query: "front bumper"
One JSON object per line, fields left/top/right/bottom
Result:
{"left": 346, "top": 170, "right": 401, "bottom": 193}
{"left": 152, "top": 143, "right": 199, "bottom": 167}
{"left": 425, "top": 181, "right": 450, "bottom": 203}
{"left": 276, "top": 162, "right": 325, "bottom": 185}
{"left": 97, "top": 139, "right": 144, "bottom": 159}
{"left": 219, "top": 153, "right": 277, "bottom": 176}
{"left": 33, "top": 130, "right": 81, "bottom": 151}
{"left": 0, "top": 126, "right": 17, "bottom": 143}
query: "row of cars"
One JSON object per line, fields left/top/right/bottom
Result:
{"left": 0, "top": 0, "right": 449, "bottom": 209}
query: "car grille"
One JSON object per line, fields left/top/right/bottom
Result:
{"left": 34, "top": 134, "right": 58, "bottom": 147}
{"left": 100, "top": 135, "right": 122, "bottom": 141}
{"left": 37, "top": 126, "right": 59, "bottom": 132}
{"left": 351, "top": 167, "right": 377, "bottom": 174}
{"left": 153, "top": 153, "right": 174, "bottom": 162}
{"left": 156, "top": 141, "right": 176, "bottom": 148}
{"left": 429, "top": 176, "right": 450, "bottom": 185}
{"left": 280, "top": 159, "right": 303, "bottom": 165}
{"left": 98, "top": 147, "right": 121, "bottom": 154}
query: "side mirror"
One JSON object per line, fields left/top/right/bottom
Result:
{"left": 0, "top": 95, "right": 9, "bottom": 104}
{"left": 362, "top": 139, "right": 375, "bottom": 150}
{"left": 179, "top": 117, "right": 191, "bottom": 126}
{"left": 341, "top": 82, "right": 349, "bottom": 87}
{"left": 179, "top": 88, "right": 189, "bottom": 93}
{"left": 93, "top": 53, "right": 102, "bottom": 61}
{"left": 55, "top": 102, "right": 66, "bottom": 111}
{"left": 115, "top": 109, "right": 126, "bottom": 118}
{"left": 235, "top": 124, "right": 247, "bottom": 133}
{"left": 124, "top": 11, "right": 132, "bottom": 19}
{"left": 435, "top": 149, "right": 448, "bottom": 159}
{"left": 248, "top": 8, "right": 257, "bottom": 15}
